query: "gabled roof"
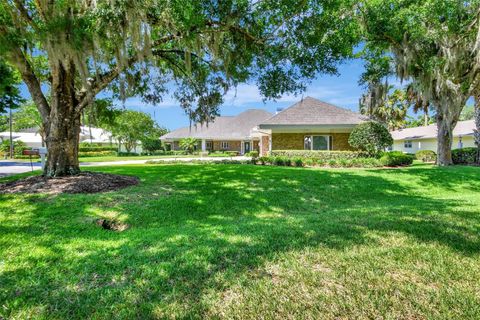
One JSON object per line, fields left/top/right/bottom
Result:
{"left": 259, "top": 96, "right": 365, "bottom": 128}
{"left": 391, "top": 120, "right": 475, "bottom": 140}
{"left": 161, "top": 109, "right": 273, "bottom": 140}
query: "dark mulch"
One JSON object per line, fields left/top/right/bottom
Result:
{"left": 0, "top": 171, "right": 139, "bottom": 195}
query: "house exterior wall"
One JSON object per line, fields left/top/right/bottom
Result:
{"left": 392, "top": 136, "right": 475, "bottom": 153}
{"left": 212, "top": 140, "right": 241, "bottom": 152}
{"left": 253, "top": 140, "right": 259, "bottom": 151}
{"left": 271, "top": 132, "right": 353, "bottom": 151}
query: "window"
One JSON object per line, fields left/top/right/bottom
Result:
{"left": 220, "top": 141, "right": 229, "bottom": 150}
{"left": 206, "top": 141, "right": 213, "bottom": 150}
{"left": 304, "top": 135, "right": 330, "bottom": 150}
{"left": 404, "top": 140, "right": 413, "bottom": 148}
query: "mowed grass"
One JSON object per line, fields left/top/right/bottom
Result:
{"left": 1, "top": 164, "right": 479, "bottom": 319}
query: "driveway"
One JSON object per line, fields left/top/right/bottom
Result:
{"left": 0, "top": 156, "right": 250, "bottom": 177}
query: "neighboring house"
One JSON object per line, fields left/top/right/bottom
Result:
{"left": 256, "top": 97, "right": 365, "bottom": 155}
{"left": 390, "top": 120, "right": 476, "bottom": 153}
{"left": 0, "top": 126, "right": 113, "bottom": 149}
{"left": 80, "top": 126, "right": 113, "bottom": 145}
{"left": 161, "top": 97, "right": 366, "bottom": 156}
{"left": 161, "top": 109, "right": 273, "bottom": 154}
{"left": 0, "top": 131, "right": 43, "bottom": 148}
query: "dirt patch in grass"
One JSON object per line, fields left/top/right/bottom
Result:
{"left": 96, "top": 218, "right": 129, "bottom": 232}
{"left": 0, "top": 171, "right": 139, "bottom": 195}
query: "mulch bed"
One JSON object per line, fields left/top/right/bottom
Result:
{"left": 0, "top": 171, "right": 139, "bottom": 195}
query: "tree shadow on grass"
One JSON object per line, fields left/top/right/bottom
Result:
{"left": 1, "top": 164, "right": 479, "bottom": 318}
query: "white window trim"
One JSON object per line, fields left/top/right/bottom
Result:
{"left": 404, "top": 140, "right": 413, "bottom": 148}
{"left": 221, "top": 141, "right": 229, "bottom": 149}
{"left": 304, "top": 135, "right": 330, "bottom": 151}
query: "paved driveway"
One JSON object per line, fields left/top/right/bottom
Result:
{"left": 0, "top": 156, "right": 250, "bottom": 177}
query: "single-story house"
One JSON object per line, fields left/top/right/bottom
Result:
{"left": 390, "top": 120, "right": 476, "bottom": 153}
{"left": 161, "top": 109, "right": 273, "bottom": 154}
{"left": 0, "top": 130, "right": 43, "bottom": 148}
{"left": 161, "top": 97, "right": 366, "bottom": 155}
{"left": 0, "top": 126, "right": 113, "bottom": 149}
{"left": 256, "top": 97, "right": 366, "bottom": 155}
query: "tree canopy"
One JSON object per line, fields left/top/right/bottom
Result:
{"left": 359, "top": 0, "right": 480, "bottom": 165}
{"left": 0, "top": 0, "right": 360, "bottom": 176}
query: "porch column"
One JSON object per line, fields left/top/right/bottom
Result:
{"left": 268, "top": 135, "right": 272, "bottom": 152}
{"left": 201, "top": 139, "right": 206, "bottom": 151}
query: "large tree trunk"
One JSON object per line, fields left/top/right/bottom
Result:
{"left": 43, "top": 60, "right": 81, "bottom": 177}
{"left": 436, "top": 113, "right": 457, "bottom": 166}
{"left": 474, "top": 95, "right": 480, "bottom": 164}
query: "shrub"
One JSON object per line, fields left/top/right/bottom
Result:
{"left": 380, "top": 151, "right": 414, "bottom": 167}
{"left": 258, "top": 156, "right": 271, "bottom": 165}
{"left": 270, "top": 150, "right": 365, "bottom": 160}
{"left": 273, "top": 156, "right": 285, "bottom": 166}
{"left": 452, "top": 148, "right": 478, "bottom": 165}
{"left": 246, "top": 150, "right": 259, "bottom": 158}
{"left": 78, "top": 151, "right": 117, "bottom": 157}
{"left": 226, "top": 151, "right": 240, "bottom": 157}
{"left": 79, "top": 146, "right": 118, "bottom": 152}
{"left": 415, "top": 150, "right": 436, "bottom": 163}
{"left": 348, "top": 121, "right": 393, "bottom": 156}
{"left": 179, "top": 137, "right": 199, "bottom": 154}
{"left": 284, "top": 158, "right": 292, "bottom": 166}
{"left": 118, "top": 152, "right": 139, "bottom": 156}
{"left": 292, "top": 157, "right": 303, "bottom": 167}
{"left": 1, "top": 140, "right": 28, "bottom": 157}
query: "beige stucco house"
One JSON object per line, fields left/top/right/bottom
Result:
{"left": 390, "top": 120, "right": 476, "bottom": 153}
{"left": 161, "top": 97, "right": 366, "bottom": 155}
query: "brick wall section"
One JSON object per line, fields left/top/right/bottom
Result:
{"left": 212, "top": 140, "right": 241, "bottom": 152}
{"left": 260, "top": 136, "right": 270, "bottom": 156}
{"left": 271, "top": 132, "right": 353, "bottom": 151}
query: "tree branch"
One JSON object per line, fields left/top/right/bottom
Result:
{"left": 8, "top": 47, "right": 50, "bottom": 121}
{"left": 75, "top": 57, "right": 137, "bottom": 113}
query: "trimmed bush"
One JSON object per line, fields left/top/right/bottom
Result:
{"left": 246, "top": 150, "right": 259, "bottom": 158}
{"left": 226, "top": 151, "right": 240, "bottom": 157}
{"left": 273, "top": 156, "right": 285, "bottom": 166}
{"left": 380, "top": 151, "right": 414, "bottom": 167}
{"left": 452, "top": 148, "right": 478, "bottom": 165}
{"left": 348, "top": 121, "right": 393, "bottom": 156}
{"left": 79, "top": 146, "right": 117, "bottom": 152}
{"left": 415, "top": 150, "right": 436, "bottom": 163}
{"left": 292, "top": 157, "right": 304, "bottom": 167}
{"left": 269, "top": 150, "right": 366, "bottom": 160}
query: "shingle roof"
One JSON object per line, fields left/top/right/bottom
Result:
{"left": 390, "top": 120, "right": 475, "bottom": 140}
{"left": 161, "top": 109, "right": 273, "bottom": 140}
{"left": 259, "top": 96, "right": 365, "bottom": 127}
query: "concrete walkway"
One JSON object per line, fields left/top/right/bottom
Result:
{"left": 0, "top": 156, "right": 250, "bottom": 177}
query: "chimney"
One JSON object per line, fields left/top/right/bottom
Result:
{"left": 276, "top": 107, "right": 283, "bottom": 115}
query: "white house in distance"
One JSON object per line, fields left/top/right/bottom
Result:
{"left": 390, "top": 120, "right": 476, "bottom": 153}
{"left": 0, "top": 126, "right": 113, "bottom": 148}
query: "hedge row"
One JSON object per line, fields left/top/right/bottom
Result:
{"left": 78, "top": 151, "right": 117, "bottom": 157}
{"left": 259, "top": 156, "right": 383, "bottom": 168}
{"left": 379, "top": 151, "right": 414, "bottom": 167}
{"left": 79, "top": 146, "right": 118, "bottom": 152}
{"left": 452, "top": 147, "right": 478, "bottom": 165}
{"left": 269, "top": 150, "right": 367, "bottom": 160}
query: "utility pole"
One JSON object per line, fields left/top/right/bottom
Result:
{"left": 9, "top": 107, "right": 13, "bottom": 159}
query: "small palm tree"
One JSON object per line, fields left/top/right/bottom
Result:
{"left": 179, "top": 137, "right": 199, "bottom": 154}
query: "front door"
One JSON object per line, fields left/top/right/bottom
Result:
{"left": 244, "top": 141, "right": 251, "bottom": 154}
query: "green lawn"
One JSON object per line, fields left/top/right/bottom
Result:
{"left": 1, "top": 164, "right": 479, "bottom": 319}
